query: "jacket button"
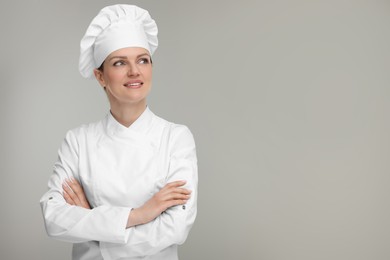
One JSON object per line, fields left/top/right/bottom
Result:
{"left": 182, "top": 205, "right": 186, "bottom": 210}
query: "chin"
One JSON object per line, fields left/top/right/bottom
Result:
{"left": 122, "top": 96, "right": 147, "bottom": 105}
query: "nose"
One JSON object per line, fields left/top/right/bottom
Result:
{"left": 127, "top": 63, "right": 140, "bottom": 77}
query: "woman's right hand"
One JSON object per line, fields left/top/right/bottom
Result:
{"left": 62, "top": 177, "right": 91, "bottom": 210}
{"left": 127, "top": 180, "right": 191, "bottom": 227}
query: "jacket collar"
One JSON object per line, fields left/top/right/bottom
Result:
{"left": 105, "top": 106, "right": 154, "bottom": 137}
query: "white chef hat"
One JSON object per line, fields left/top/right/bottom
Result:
{"left": 79, "top": 4, "right": 158, "bottom": 78}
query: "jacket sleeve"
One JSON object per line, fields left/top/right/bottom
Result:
{"left": 39, "top": 130, "right": 131, "bottom": 244}
{"left": 99, "top": 124, "right": 198, "bottom": 258}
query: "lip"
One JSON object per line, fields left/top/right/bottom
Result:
{"left": 123, "top": 80, "right": 143, "bottom": 89}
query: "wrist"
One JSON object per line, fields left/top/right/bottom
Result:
{"left": 126, "top": 208, "right": 144, "bottom": 228}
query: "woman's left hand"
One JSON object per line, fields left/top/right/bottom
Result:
{"left": 62, "top": 178, "right": 91, "bottom": 209}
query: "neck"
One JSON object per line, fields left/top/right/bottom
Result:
{"left": 110, "top": 100, "right": 147, "bottom": 127}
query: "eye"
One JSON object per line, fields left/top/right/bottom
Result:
{"left": 113, "top": 60, "right": 126, "bottom": 66}
{"left": 138, "top": 58, "right": 150, "bottom": 64}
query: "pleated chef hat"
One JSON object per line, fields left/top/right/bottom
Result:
{"left": 79, "top": 4, "right": 158, "bottom": 78}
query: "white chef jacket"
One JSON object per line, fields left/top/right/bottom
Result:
{"left": 40, "top": 107, "right": 198, "bottom": 260}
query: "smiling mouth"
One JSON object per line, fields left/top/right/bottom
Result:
{"left": 124, "top": 82, "right": 143, "bottom": 89}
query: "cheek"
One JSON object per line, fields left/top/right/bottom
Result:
{"left": 143, "top": 69, "right": 152, "bottom": 82}
{"left": 105, "top": 70, "right": 125, "bottom": 84}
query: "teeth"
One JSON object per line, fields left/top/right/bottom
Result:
{"left": 126, "top": 83, "right": 141, "bottom": 86}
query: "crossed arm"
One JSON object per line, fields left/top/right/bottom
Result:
{"left": 62, "top": 177, "right": 191, "bottom": 228}
{"left": 41, "top": 124, "right": 197, "bottom": 254}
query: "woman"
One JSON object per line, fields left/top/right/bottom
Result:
{"left": 40, "top": 4, "right": 198, "bottom": 260}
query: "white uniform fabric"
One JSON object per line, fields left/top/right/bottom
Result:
{"left": 40, "top": 107, "right": 198, "bottom": 260}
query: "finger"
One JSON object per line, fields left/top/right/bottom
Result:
{"left": 164, "top": 180, "right": 187, "bottom": 188}
{"left": 167, "top": 193, "right": 191, "bottom": 201}
{"left": 66, "top": 178, "right": 86, "bottom": 204}
{"left": 158, "top": 190, "right": 191, "bottom": 202}
{"left": 155, "top": 185, "right": 191, "bottom": 200}
{"left": 67, "top": 178, "right": 91, "bottom": 209}
{"left": 62, "top": 182, "right": 82, "bottom": 205}
{"left": 157, "top": 199, "right": 188, "bottom": 214}
{"left": 173, "top": 187, "right": 192, "bottom": 195}
{"left": 63, "top": 189, "right": 75, "bottom": 205}
{"left": 66, "top": 178, "right": 84, "bottom": 195}
{"left": 81, "top": 200, "right": 91, "bottom": 209}
{"left": 164, "top": 199, "right": 188, "bottom": 209}
{"left": 159, "top": 188, "right": 192, "bottom": 199}
{"left": 161, "top": 182, "right": 189, "bottom": 194}
{"left": 68, "top": 178, "right": 92, "bottom": 208}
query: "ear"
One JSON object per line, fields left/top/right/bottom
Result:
{"left": 93, "top": 69, "right": 106, "bottom": 88}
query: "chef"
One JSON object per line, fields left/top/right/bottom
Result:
{"left": 40, "top": 4, "right": 198, "bottom": 260}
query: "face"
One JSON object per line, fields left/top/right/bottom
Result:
{"left": 94, "top": 47, "right": 152, "bottom": 107}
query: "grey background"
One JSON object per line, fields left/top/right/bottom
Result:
{"left": 1, "top": 0, "right": 389, "bottom": 259}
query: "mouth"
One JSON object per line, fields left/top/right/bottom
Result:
{"left": 124, "top": 81, "right": 143, "bottom": 89}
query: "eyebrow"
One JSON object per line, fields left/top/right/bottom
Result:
{"left": 108, "top": 53, "right": 150, "bottom": 61}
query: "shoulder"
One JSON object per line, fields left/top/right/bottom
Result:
{"left": 169, "top": 123, "right": 197, "bottom": 161}
{"left": 170, "top": 123, "right": 195, "bottom": 146}
{"left": 152, "top": 114, "right": 196, "bottom": 161}
{"left": 63, "top": 116, "right": 107, "bottom": 144}
{"left": 152, "top": 113, "right": 196, "bottom": 146}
